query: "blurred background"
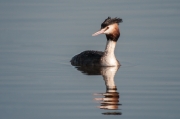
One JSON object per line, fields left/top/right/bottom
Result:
{"left": 0, "top": 0, "right": 180, "bottom": 119}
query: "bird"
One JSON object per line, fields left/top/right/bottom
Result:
{"left": 70, "top": 17, "right": 123, "bottom": 66}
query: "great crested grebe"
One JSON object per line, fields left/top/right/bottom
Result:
{"left": 70, "top": 17, "right": 123, "bottom": 66}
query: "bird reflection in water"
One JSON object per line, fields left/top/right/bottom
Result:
{"left": 74, "top": 66, "right": 122, "bottom": 115}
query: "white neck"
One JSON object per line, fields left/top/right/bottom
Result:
{"left": 100, "top": 40, "right": 119, "bottom": 66}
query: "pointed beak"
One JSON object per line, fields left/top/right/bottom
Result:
{"left": 92, "top": 28, "right": 106, "bottom": 36}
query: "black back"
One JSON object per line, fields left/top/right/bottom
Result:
{"left": 70, "top": 50, "right": 103, "bottom": 66}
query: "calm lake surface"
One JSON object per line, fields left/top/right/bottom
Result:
{"left": 0, "top": 0, "right": 180, "bottom": 119}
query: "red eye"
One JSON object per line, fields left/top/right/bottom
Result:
{"left": 106, "top": 27, "right": 109, "bottom": 30}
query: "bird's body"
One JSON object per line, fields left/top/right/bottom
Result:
{"left": 70, "top": 17, "right": 123, "bottom": 66}
{"left": 71, "top": 50, "right": 103, "bottom": 66}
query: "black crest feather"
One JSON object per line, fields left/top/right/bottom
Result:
{"left": 101, "top": 17, "right": 123, "bottom": 28}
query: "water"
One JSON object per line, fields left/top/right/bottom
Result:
{"left": 0, "top": 0, "right": 180, "bottom": 119}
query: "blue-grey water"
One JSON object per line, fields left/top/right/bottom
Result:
{"left": 0, "top": 0, "right": 180, "bottom": 119}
